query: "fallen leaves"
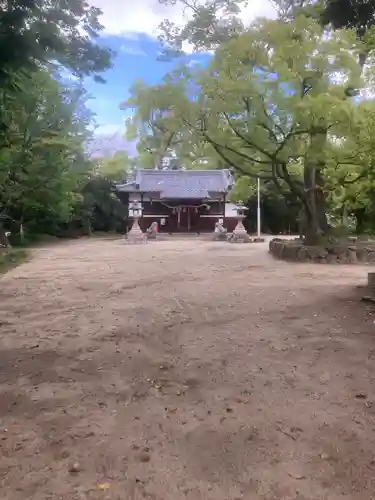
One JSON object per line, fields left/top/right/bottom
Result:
{"left": 139, "top": 452, "right": 151, "bottom": 463}
{"left": 276, "top": 427, "right": 297, "bottom": 441}
{"left": 288, "top": 472, "right": 306, "bottom": 480}
{"left": 97, "top": 483, "right": 111, "bottom": 491}
{"left": 68, "top": 462, "right": 81, "bottom": 474}
{"left": 355, "top": 392, "right": 367, "bottom": 399}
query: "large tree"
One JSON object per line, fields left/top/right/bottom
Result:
{"left": 129, "top": 16, "right": 375, "bottom": 242}
{"left": 0, "top": 0, "right": 115, "bottom": 244}
{"left": 157, "top": 0, "right": 249, "bottom": 56}
{"left": 157, "top": 0, "right": 375, "bottom": 48}
{"left": 0, "top": 0, "right": 112, "bottom": 83}
{"left": 196, "top": 17, "right": 374, "bottom": 241}
{"left": 124, "top": 76, "right": 225, "bottom": 169}
{"left": 0, "top": 69, "right": 94, "bottom": 242}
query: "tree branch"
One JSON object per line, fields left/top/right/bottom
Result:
{"left": 259, "top": 97, "right": 286, "bottom": 139}
{"left": 222, "top": 111, "right": 310, "bottom": 162}
{"left": 181, "top": 115, "right": 272, "bottom": 167}
{"left": 222, "top": 111, "right": 278, "bottom": 161}
{"left": 341, "top": 172, "right": 366, "bottom": 186}
{"left": 209, "top": 140, "right": 274, "bottom": 180}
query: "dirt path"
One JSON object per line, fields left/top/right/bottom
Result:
{"left": 1, "top": 238, "right": 375, "bottom": 500}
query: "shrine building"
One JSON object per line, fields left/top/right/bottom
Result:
{"left": 115, "top": 168, "right": 239, "bottom": 233}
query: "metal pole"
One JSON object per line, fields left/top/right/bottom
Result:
{"left": 257, "top": 176, "right": 261, "bottom": 238}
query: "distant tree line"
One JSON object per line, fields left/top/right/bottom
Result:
{"left": 0, "top": 0, "right": 131, "bottom": 246}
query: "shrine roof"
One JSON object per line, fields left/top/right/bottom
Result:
{"left": 115, "top": 169, "right": 234, "bottom": 199}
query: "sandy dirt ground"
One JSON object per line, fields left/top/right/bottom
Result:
{"left": 1, "top": 237, "right": 375, "bottom": 500}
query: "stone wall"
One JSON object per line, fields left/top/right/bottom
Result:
{"left": 269, "top": 238, "right": 375, "bottom": 264}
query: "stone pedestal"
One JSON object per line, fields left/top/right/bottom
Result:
{"left": 229, "top": 219, "right": 250, "bottom": 243}
{"left": 125, "top": 218, "right": 147, "bottom": 244}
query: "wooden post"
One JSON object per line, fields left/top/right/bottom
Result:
{"left": 368, "top": 273, "right": 375, "bottom": 291}
{"left": 362, "top": 272, "right": 375, "bottom": 302}
{"left": 222, "top": 194, "right": 226, "bottom": 226}
{"left": 140, "top": 193, "right": 144, "bottom": 221}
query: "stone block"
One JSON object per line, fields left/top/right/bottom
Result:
{"left": 273, "top": 241, "right": 284, "bottom": 258}
{"left": 280, "top": 244, "right": 300, "bottom": 260}
{"left": 327, "top": 244, "right": 347, "bottom": 257}
{"left": 356, "top": 248, "right": 368, "bottom": 262}
{"left": 268, "top": 236, "right": 370, "bottom": 266}
{"left": 269, "top": 238, "right": 282, "bottom": 251}
{"left": 347, "top": 249, "right": 358, "bottom": 264}
{"left": 326, "top": 254, "right": 338, "bottom": 264}
{"left": 305, "top": 246, "right": 328, "bottom": 261}
{"left": 296, "top": 246, "right": 309, "bottom": 261}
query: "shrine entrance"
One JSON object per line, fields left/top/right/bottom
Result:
{"left": 166, "top": 206, "right": 200, "bottom": 232}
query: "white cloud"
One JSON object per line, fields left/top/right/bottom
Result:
{"left": 91, "top": 0, "right": 276, "bottom": 51}
{"left": 91, "top": 0, "right": 172, "bottom": 38}
{"left": 239, "top": 1, "right": 276, "bottom": 25}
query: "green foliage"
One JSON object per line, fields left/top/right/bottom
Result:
{"left": 126, "top": 14, "right": 375, "bottom": 240}
{"left": 0, "top": 1, "right": 122, "bottom": 245}
{"left": 156, "top": 0, "right": 375, "bottom": 52}
{"left": 124, "top": 78, "right": 191, "bottom": 168}
{"left": 124, "top": 75, "right": 227, "bottom": 169}
{"left": 96, "top": 151, "right": 133, "bottom": 181}
{"left": 0, "top": 248, "right": 29, "bottom": 275}
{"left": 321, "top": 0, "right": 375, "bottom": 38}
{"left": 72, "top": 175, "right": 126, "bottom": 235}
{"left": 0, "top": 0, "right": 113, "bottom": 84}
{"left": 229, "top": 177, "right": 257, "bottom": 203}
{"left": 0, "top": 70, "right": 92, "bottom": 229}
{"left": 228, "top": 174, "right": 302, "bottom": 233}
{"left": 157, "top": 0, "right": 248, "bottom": 56}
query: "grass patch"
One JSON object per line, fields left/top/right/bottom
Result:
{"left": 91, "top": 231, "right": 118, "bottom": 238}
{"left": 0, "top": 248, "right": 29, "bottom": 275}
{"left": 10, "top": 233, "right": 60, "bottom": 247}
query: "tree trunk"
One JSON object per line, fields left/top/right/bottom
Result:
{"left": 302, "top": 191, "right": 329, "bottom": 245}
{"left": 354, "top": 208, "right": 365, "bottom": 234}
{"left": 302, "top": 126, "right": 329, "bottom": 245}
{"left": 85, "top": 217, "right": 92, "bottom": 236}
{"left": 342, "top": 204, "right": 349, "bottom": 227}
{"left": 19, "top": 218, "right": 25, "bottom": 244}
{"left": 315, "top": 167, "right": 329, "bottom": 232}
{"left": 0, "top": 222, "right": 8, "bottom": 247}
{"left": 302, "top": 204, "right": 320, "bottom": 245}
{"left": 297, "top": 208, "right": 304, "bottom": 239}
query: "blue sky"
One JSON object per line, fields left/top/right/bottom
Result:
{"left": 85, "top": 33, "right": 210, "bottom": 137}
{"left": 83, "top": 0, "right": 275, "bottom": 157}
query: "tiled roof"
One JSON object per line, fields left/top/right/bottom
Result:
{"left": 116, "top": 169, "right": 234, "bottom": 199}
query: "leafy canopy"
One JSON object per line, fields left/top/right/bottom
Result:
{"left": 0, "top": 70, "right": 92, "bottom": 222}
{"left": 0, "top": 0, "right": 113, "bottom": 83}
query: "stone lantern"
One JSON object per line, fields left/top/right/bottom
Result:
{"left": 126, "top": 200, "right": 146, "bottom": 244}
{"left": 230, "top": 201, "right": 250, "bottom": 243}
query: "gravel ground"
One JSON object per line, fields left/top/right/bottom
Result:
{"left": 0, "top": 237, "right": 375, "bottom": 500}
